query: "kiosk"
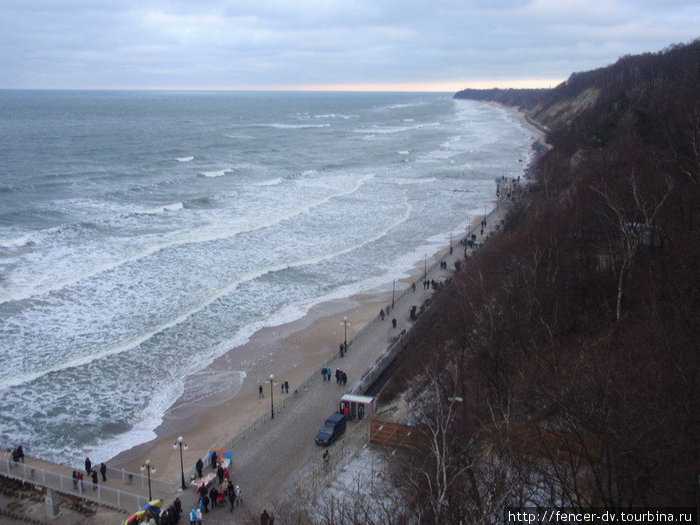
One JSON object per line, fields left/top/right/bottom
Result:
{"left": 338, "top": 394, "right": 376, "bottom": 421}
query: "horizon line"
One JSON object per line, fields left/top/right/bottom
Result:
{"left": 1, "top": 78, "right": 565, "bottom": 93}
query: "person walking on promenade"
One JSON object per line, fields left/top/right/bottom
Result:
{"left": 77, "top": 471, "right": 84, "bottom": 492}
{"left": 91, "top": 469, "right": 98, "bottom": 491}
{"left": 195, "top": 457, "right": 204, "bottom": 479}
{"left": 84, "top": 456, "right": 91, "bottom": 475}
{"left": 100, "top": 462, "right": 107, "bottom": 482}
{"left": 72, "top": 470, "right": 78, "bottom": 490}
{"left": 227, "top": 485, "right": 236, "bottom": 512}
{"left": 195, "top": 507, "right": 203, "bottom": 525}
{"left": 260, "top": 509, "right": 270, "bottom": 525}
{"left": 235, "top": 484, "right": 241, "bottom": 506}
{"left": 189, "top": 508, "right": 197, "bottom": 525}
{"left": 259, "top": 384, "right": 264, "bottom": 398}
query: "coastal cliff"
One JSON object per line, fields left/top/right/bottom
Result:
{"left": 383, "top": 39, "right": 699, "bottom": 518}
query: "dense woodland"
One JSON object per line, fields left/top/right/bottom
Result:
{"left": 376, "top": 40, "right": 699, "bottom": 523}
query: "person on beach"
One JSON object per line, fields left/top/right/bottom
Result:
{"left": 84, "top": 456, "right": 91, "bottom": 474}
{"left": 259, "top": 384, "right": 264, "bottom": 398}
{"left": 99, "top": 462, "right": 107, "bottom": 482}
{"left": 195, "top": 457, "right": 204, "bottom": 478}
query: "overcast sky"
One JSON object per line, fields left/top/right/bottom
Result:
{"left": 1, "top": 0, "right": 698, "bottom": 91}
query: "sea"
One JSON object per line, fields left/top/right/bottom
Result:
{"left": 0, "top": 90, "right": 538, "bottom": 466}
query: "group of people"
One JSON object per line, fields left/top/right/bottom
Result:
{"left": 191, "top": 455, "right": 241, "bottom": 523}
{"left": 320, "top": 366, "right": 347, "bottom": 385}
{"left": 71, "top": 457, "right": 107, "bottom": 493}
{"left": 259, "top": 508, "right": 275, "bottom": 525}
{"left": 155, "top": 497, "right": 183, "bottom": 525}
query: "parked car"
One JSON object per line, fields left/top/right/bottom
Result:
{"left": 315, "top": 413, "right": 347, "bottom": 446}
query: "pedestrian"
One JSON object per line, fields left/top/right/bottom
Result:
{"left": 78, "top": 471, "right": 84, "bottom": 492}
{"left": 210, "top": 451, "right": 217, "bottom": 470}
{"left": 217, "top": 465, "right": 224, "bottom": 484}
{"left": 84, "top": 456, "right": 92, "bottom": 474}
{"left": 284, "top": 380, "right": 289, "bottom": 393}
{"left": 326, "top": 367, "right": 332, "bottom": 381}
{"left": 379, "top": 308, "right": 385, "bottom": 320}
{"left": 227, "top": 486, "right": 236, "bottom": 512}
{"left": 258, "top": 384, "right": 264, "bottom": 398}
{"left": 392, "top": 318, "right": 397, "bottom": 328}
{"left": 270, "top": 511, "right": 275, "bottom": 525}
{"left": 342, "top": 371, "right": 347, "bottom": 385}
{"left": 91, "top": 469, "right": 98, "bottom": 490}
{"left": 195, "top": 507, "right": 203, "bottom": 525}
{"left": 72, "top": 470, "right": 78, "bottom": 490}
{"left": 195, "top": 458, "right": 204, "bottom": 479}
{"left": 209, "top": 486, "right": 218, "bottom": 509}
{"left": 235, "top": 485, "right": 241, "bottom": 506}
{"left": 189, "top": 508, "right": 197, "bottom": 525}
{"left": 260, "top": 509, "right": 270, "bottom": 525}
{"left": 321, "top": 367, "right": 327, "bottom": 381}
{"left": 100, "top": 462, "right": 107, "bottom": 482}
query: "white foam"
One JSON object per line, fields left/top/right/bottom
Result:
{"left": 268, "top": 123, "right": 330, "bottom": 129}
{"left": 175, "top": 156, "right": 194, "bottom": 162}
{"left": 199, "top": 169, "right": 231, "bottom": 178}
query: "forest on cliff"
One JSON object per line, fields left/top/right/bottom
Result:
{"left": 377, "top": 40, "right": 700, "bottom": 523}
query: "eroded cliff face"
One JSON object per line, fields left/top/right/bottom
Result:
{"left": 527, "top": 86, "right": 600, "bottom": 129}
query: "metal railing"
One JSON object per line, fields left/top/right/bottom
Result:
{"left": 2, "top": 456, "right": 148, "bottom": 511}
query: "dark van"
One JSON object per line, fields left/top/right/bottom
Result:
{"left": 315, "top": 413, "right": 347, "bottom": 446}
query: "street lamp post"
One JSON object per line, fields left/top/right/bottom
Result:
{"left": 140, "top": 459, "right": 156, "bottom": 501}
{"left": 269, "top": 374, "right": 275, "bottom": 419}
{"left": 340, "top": 316, "right": 350, "bottom": 356}
{"left": 173, "top": 436, "right": 188, "bottom": 490}
{"left": 392, "top": 280, "right": 396, "bottom": 309}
